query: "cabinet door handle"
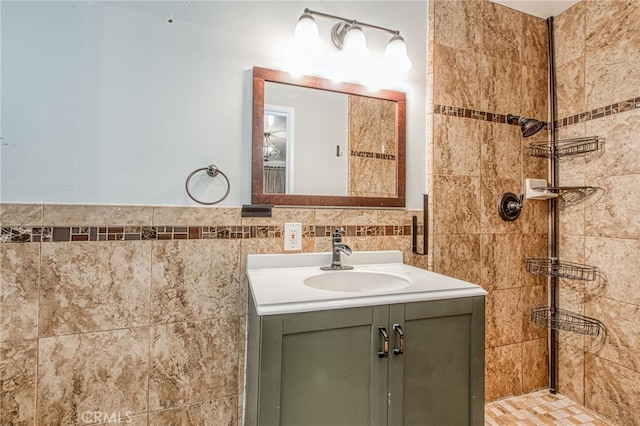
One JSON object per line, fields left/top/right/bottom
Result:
{"left": 377, "top": 327, "right": 389, "bottom": 358}
{"left": 393, "top": 324, "right": 404, "bottom": 355}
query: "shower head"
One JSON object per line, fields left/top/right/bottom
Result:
{"left": 507, "top": 114, "right": 546, "bottom": 138}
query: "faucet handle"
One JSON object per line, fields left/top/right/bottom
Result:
{"left": 332, "top": 227, "right": 345, "bottom": 240}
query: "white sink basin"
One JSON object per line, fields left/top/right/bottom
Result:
{"left": 304, "top": 271, "right": 410, "bottom": 293}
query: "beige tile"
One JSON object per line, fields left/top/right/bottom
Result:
{"left": 585, "top": 109, "right": 640, "bottom": 178}
{"left": 554, "top": 1, "right": 585, "bottom": 67}
{"left": 585, "top": 174, "right": 640, "bottom": 239}
{"left": 586, "top": 236, "right": 640, "bottom": 305}
{"left": 149, "top": 318, "right": 238, "bottom": 410}
{"left": 376, "top": 209, "right": 418, "bottom": 226}
{"left": 557, "top": 124, "right": 587, "bottom": 183}
{"left": 42, "top": 204, "right": 153, "bottom": 226}
{"left": 241, "top": 207, "right": 315, "bottom": 226}
{"left": 481, "top": 233, "right": 523, "bottom": 291}
{"left": 486, "top": 288, "right": 524, "bottom": 347}
{"left": 558, "top": 178, "right": 586, "bottom": 237}
{"left": 585, "top": 0, "right": 640, "bottom": 51}
{"left": 313, "top": 208, "right": 376, "bottom": 226}
{"left": 37, "top": 328, "right": 149, "bottom": 425}
{"left": 520, "top": 234, "right": 548, "bottom": 288}
{"left": 432, "top": 234, "right": 481, "bottom": 285}
{"left": 480, "top": 0, "right": 524, "bottom": 64}
{"left": 1, "top": 339, "right": 37, "bottom": 425}
{"left": 433, "top": 175, "right": 480, "bottom": 235}
{"left": 522, "top": 286, "right": 548, "bottom": 341}
{"left": 152, "top": 206, "right": 241, "bottom": 226}
{"left": 486, "top": 343, "right": 523, "bottom": 401}
{"left": 432, "top": 0, "right": 481, "bottom": 51}
{"left": 558, "top": 340, "right": 585, "bottom": 404}
{"left": 480, "top": 121, "right": 522, "bottom": 181}
{"left": 585, "top": 353, "right": 640, "bottom": 426}
{"left": 522, "top": 14, "right": 549, "bottom": 70}
{"left": 40, "top": 242, "right": 151, "bottom": 337}
{"left": 1, "top": 244, "right": 39, "bottom": 342}
{"left": 480, "top": 56, "right": 522, "bottom": 115}
{"left": 433, "top": 43, "right": 481, "bottom": 109}
{"left": 151, "top": 240, "right": 241, "bottom": 324}
{"left": 433, "top": 115, "right": 481, "bottom": 177}
{"left": 0, "top": 204, "right": 42, "bottom": 226}
{"left": 556, "top": 58, "right": 586, "bottom": 118}
{"left": 521, "top": 65, "right": 549, "bottom": 123}
{"left": 148, "top": 397, "right": 237, "bottom": 425}
{"left": 522, "top": 338, "right": 549, "bottom": 393}
{"left": 585, "top": 297, "right": 640, "bottom": 372}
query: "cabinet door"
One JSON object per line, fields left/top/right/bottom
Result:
{"left": 388, "top": 297, "right": 485, "bottom": 426}
{"left": 258, "top": 305, "right": 390, "bottom": 426}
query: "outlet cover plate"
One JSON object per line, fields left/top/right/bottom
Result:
{"left": 284, "top": 223, "right": 302, "bottom": 251}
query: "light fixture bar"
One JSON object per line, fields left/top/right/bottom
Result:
{"left": 304, "top": 8, "right": 399, "bottom": 35}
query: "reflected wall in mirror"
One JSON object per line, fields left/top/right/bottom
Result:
{"left": 252, "top": 67, "right": 406, "bottom": 207}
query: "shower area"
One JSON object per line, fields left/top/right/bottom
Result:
{"left": 427, "top": 1, "right": 640, "bottom": 425}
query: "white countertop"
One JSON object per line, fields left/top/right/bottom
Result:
{"left": 247, "top": 250, "right": 487, "bottom": 315}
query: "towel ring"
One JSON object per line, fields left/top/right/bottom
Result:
{"left": 185, "top": 164, "right": 230, "bottom": 205}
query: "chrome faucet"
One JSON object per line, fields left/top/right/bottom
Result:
{"left": 321, "top": 227, "right": 353, "bottom": 270}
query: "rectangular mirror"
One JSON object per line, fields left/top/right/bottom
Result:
{"left": 252, "top": 67, "right": 406, "bottom": 207}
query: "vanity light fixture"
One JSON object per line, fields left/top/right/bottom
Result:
{"left": 292, "top": 8, "right": 412, "bottom": 77}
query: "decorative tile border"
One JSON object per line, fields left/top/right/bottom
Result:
{"left": 555, "top": 96, "right": 640, "bottom": 128}
{"left": 350, "top": 150, "right": 396, "bottom": 161}
{"left": 434, "top": 96, "right": 640, "bottom": 128}
{"left": 1, "top": 224, "right": 418, "bottom": 244}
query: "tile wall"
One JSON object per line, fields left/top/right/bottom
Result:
{"left": 428, "top": 0, "right": 550, "bottom": 401}
{"left": 0, "top": 204, "right": 425, "bottom": 424}
{"left": 553, "top": 1, "right": 640, "bottom": 425}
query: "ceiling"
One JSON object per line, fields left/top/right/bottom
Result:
{"left": 491, "top": 0, "right": 581, "bottom": 18}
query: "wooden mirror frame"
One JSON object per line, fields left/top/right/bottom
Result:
{"left": 252, "top": 66, "right": 406, "bottom": 207}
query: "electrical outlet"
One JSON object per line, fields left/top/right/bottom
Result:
{"left": 284, "top": 223, "right": 302, "bottom": 251}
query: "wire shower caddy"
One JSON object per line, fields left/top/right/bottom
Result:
{"left": 529, "top": 136, "right": 604, "bottom": 158}
{"left": 530, "top": 306, "right": 604, "bottom": 336}
{"left": 526, "top": 258, "right": 597, "bottom": 281}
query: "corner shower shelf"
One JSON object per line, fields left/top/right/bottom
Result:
{"left": 532, "top": 185, "right": 602, "bottom": 206}
{"left": 530, "top": 306, "right": 604, "bottom": 336}
{"left": 526, "top": 258, "right": 597, "bottom": 281}
{"left": 529, "top": 136, "right": 604, "bottom": 158}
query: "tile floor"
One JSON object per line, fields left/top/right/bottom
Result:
{"left": 485, "top": 390, "right": 618, "bottom": 426}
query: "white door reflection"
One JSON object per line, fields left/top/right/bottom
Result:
{"left": 263, "top": 105, "right": 295, "bottom": 194}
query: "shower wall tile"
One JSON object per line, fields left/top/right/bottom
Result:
{"left": 480, "top": 233, "right": 523, "bottom": 291}
{"left": 151, "top": 240, "right": 241, "bottom": 324}
{"left": 522, "top": 131, "right": 549, "bottom": 180}
{"left": 433, "top": 175, "right": 480, "bottom": 235}
{"left": 479, "top": 121, "right": 522, "bottom": 181}
{"left": 432, "top": 114, "right": 481, "bottom": 176}
{"left": 432, "top": 0, "right": 481, "bottom": 51}
{"left": 554, "top": 1, "right": 585, "bottom": 67}
{"left": 585, "top": 109, "right": 640, "bottom": 178}
{"left": 522, "top": 338, "right": 548, "bottom": 393}
{"left": 486, "top": 288, "right": 523, "bottom": 347}
{"left": 585, "top": 174, "right": 640, "bottom": 239}
{"left": 0, "top": 244, "right": 39, "bottom": 342}
{"left": 558, "top": 341, "right": 585, "bottom": 405}
{"left": 558, "top": 178, "right": 586, "bottom": 237}
{"left": 586, "top": 236, "right": 640, "bottom": 306}
{"left": 433, "top": 43, "right": 481, "bottom": 110}
{"left": 520, "top": 197, "right": 549, "bottom": 235}
{"left": 37, "top": 327, "right": 149, "bottom": 425}
{"left": 521, "top": 65, "right": 549, "bottom": 121}
{"left": 152, "top": 206, "right": 241, "bottom": 226}
{"left": 556, "top": 124, "right": 588, "bottom": 183}
{"left": 556, "top": 58, "right": 586, "bottom": 118}
{"left": 149, "top": 318, "right": 238, "bottom": 411}
{"left": 485, "top": 343, "right": 523, "bottom": 401}
{"left": 480, "top": 1, "right": 523, "bottom": 64}
{"left": 39, "top": 242, "right": 151, "bottom": 337}
{"left": 148, "top": 397, "right": 237, "bottom": 426}
{"left": 313, "top": 208, "right": 376, "bottom": 226}
{"left": 432, "top": 234, "right": 480, "bottom": 285}
{"left": 241, "top": 207, "right": 315, "bottom": 227}
{"left": 522, "top": 14, "right": 549, "bottom": 70}
{"left": 520, "top": 233, "right": 548, "bottom": 288}
{"left": 585, "top": 354, "right": 640, "bottom": 426}
{"left": 522, "top": 285, "right": 548, "bottom": 341}
{"left": 479, "top": 56, "right": 522, "bottom": 115}
{"left": 586, "top": 297, "right": 640, "bottom": 372}
{"left": 43, "top": 204, "right": 153, "bottom": 226}
{"left": 1, "top": 339, "right": 37, "bottom": 425}
{"left": 0, "top": 204, "right": 42, "bottom": 226}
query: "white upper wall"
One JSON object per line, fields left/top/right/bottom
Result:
{"left": 0, "top": 1, "right": 427, "bottom": 208}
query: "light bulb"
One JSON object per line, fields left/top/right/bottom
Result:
{"left": 384, "top": 34, "right": 412, "bottom": 74}
{"left": 342, "top": 25, "right": 369, "bottom": 59}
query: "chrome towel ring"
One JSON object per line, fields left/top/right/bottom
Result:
{"left": 185, "top": 164, "right": 230, "bottom": 205}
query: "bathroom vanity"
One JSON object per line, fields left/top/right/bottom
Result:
{"left": 245, "top": 251, "right": 486, "bottom": 426}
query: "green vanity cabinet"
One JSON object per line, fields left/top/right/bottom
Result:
{"left": 245, "top": 295, "right": 485, "bottom": 426}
